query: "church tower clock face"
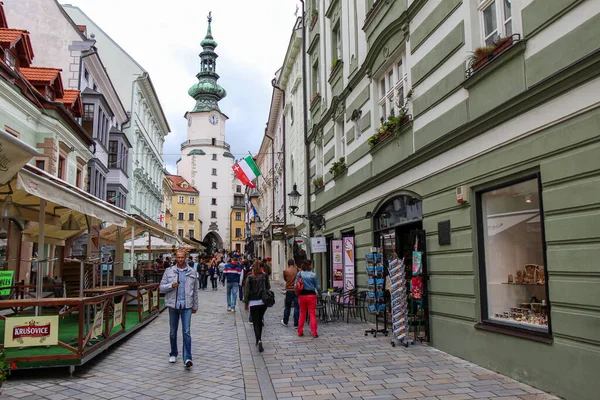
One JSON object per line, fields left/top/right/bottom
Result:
{"left": 209, "top": 115, "right": 219, "bottom": 125}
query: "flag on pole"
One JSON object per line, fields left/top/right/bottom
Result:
{"left": 232, "top": 155, "right": 261, "bottom": 188}
{"left": 247, "top": 201, "right": 258, "bottom": 220}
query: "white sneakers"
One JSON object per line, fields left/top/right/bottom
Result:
{"left": 280, "top": 319, "right": 288, "bottom": 327}
{"left": 169, "top": 356, "right": 177, "bottom": 363}
{"left": 185, "top": 359, "right": 193, "bottom": 368}
{"left": 227, "top": 307, "right": 231, "bottom": 312}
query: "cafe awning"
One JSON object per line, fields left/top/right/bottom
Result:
{"left": 124, "top": 233, "right": 194, "bottom": 253}
{"left": 14, "top": 167, "right": 126, "bottom": 227}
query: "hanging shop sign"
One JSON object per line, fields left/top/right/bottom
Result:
{"left": 91, "top": 309, "right": 104, "bottom": 338}
{"left": 0, "top": 129, "right": 39, "bottom": 185}
{"left": 332, "top": 240, "right": 344, "bottom": 288}
{"left": 272, "top": 225, "right": 285, "bottom": 240}
{"left": 0, "top": 270, "right": 14, "bottom": 296}
{"left": 288, "top": 237, "right": 307, "bottom": 246}
{"left": 113, "top": 300, "right": 123, "bottom": 326}
{"left": 343, "top": 237, "right": 355, "bottom": 291}
{"left": 4, "top": 316, "right": 59, "bottom": 348}
{"left": 142, "top": 292, "right": 149, "bottom": 312}
{"left": 310, "top": 237, "right": 326, "bottom": 253}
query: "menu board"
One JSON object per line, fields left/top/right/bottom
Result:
{"left": 332, "top": 240, "right": 344, "bottom": 288}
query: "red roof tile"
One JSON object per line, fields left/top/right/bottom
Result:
{"left": 0, "top": 28, "right": 27, "bottom": 46}
{"left": 19, "top": 66, "right": 61, "bottom": 83}
{"left": 57, "top": 89, "right": 80, "bottom": 105}
{"left": 167, "top": 175, "right": 199, "bottom": 194}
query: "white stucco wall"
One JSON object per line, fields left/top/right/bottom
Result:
{"left": 4, "top": 0, "right": 88, "bottom": 90}
{"left": 178, "top": 110, "right": 233, "bottom": 247}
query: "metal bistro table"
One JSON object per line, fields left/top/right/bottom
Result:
{"left": 321, "top": 292, "right": 337, "bottom": 322}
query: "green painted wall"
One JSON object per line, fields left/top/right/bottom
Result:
{"left": 346, "top": 139, "right": 370, "bottom": 166}
{"left": 324, "top": 145, "right": 335, "bottom": 165}
{"left": 414, "top": 100, "right": 469, "bottom": 150}
{"left": 526, "top": 12, "right": 600, "bottom": 86}
{"left": 315, "top": 107, "right": 600, "bottom": 400}
{"left": 324, "top": 126, "right": 334, "bottom": 146}
{"left": 411, "top": 0, "right": 462, "bottom": 53}
{"left": 364, "top": 0, "right": 407, "bottom": 49}
{"left": 346, "top": 84, "right": 370, "bottom": 122}
{"left": 413, "top": 64, "right": 464, "bottom": 117}
{"left": 467, "top": 49, "right": 526, "bottom": 119}
{"left": 522, "top": 0, "right": 580, "bottom": 37}
{"left": 346, "top": 125, "right": 355, "bottom": 145}
{"left": 411, "top": 21, "right": 464, "bottom": 87}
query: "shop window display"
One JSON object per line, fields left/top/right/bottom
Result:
{"left": 478, "top": 176, "right": 549, "bottom": 333}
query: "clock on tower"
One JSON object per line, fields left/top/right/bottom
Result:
{"left": 209, "top": 115, "right": 219, "bottom": 125}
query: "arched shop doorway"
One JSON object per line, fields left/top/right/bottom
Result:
{"left": 372, "top": 193, "right": 430, "bottom": 342}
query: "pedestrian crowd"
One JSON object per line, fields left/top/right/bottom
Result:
{"left": 161, "top": 248, "right": 321, "bottom": 366}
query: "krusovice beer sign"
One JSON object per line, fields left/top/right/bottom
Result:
{"left": 4, "top": 316, "right": 59, "bottom": 348}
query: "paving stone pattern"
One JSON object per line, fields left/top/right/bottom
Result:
{"left": 2, "top": 287, "right": 560, "bottom": 399}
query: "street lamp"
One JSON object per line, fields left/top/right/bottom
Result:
{"left": 287, "top": 184, "right": 301, "bottom": 215}
{"left": 254, "top": 215, "right": 263, "bottom": 231}
{"left": 287, "top": 183, "right": 326, "bottom": 230}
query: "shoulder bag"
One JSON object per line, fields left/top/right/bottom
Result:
{"left": 295, "top": 271, "right": 304, "bottom": 296}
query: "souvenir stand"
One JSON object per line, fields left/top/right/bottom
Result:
{"left": 364, "top": 250, "right": 388, "bottom": 337}
{"left": 389, "top": 257, "right": 413, "bottom": 347}
{"left": 408, "top": 232, "right": 429, "bottom": 343}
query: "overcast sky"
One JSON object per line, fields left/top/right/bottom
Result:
{"left": 61, "top": 0, "right": 299, "bottom": 174}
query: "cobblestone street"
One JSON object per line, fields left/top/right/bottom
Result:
{"left": 2, "top": 287, "right": 560, "bottom": 400}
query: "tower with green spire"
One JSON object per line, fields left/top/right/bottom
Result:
{"left": 188, "top": 11, "right": 227, "bottom": 113}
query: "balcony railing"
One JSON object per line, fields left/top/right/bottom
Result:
{"left": 181, "top": 139, "right": 230, "bottom": 151}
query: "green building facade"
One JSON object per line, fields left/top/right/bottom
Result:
{"left": 305, "top": 1, "right": 600, "bottom": 398}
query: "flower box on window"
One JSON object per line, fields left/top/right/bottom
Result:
{"left": 312, "top": 176, "right": 324, "bottom": 191}
{"left": 310, "top": 10, "right": 318, "bottom": 30}
{"left": 365, "top": 0, "right": 382, "bottom": 22}
{"left": 310, "top": 92, "right": 321, "bottom": 108}
{"left": 467, "top": 34, "right": 520, "bottom": 78}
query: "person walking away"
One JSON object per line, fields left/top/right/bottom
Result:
{"left": 200, "top": 261, "right": 209, "bottom": 290}
{"left": 221, "top": 254, "right": 244, "bottom": 311}
{"left": 244, "top": 261, "right": 270, "bottom": 352}
{"left": 209, "top": 260, "right": 218, "bottom": 290}
{"left": 159, "top": 249, "right": 199, "bottom": 368}
{"left": 281, "top": 258, "right": 300, "bottom": 328}
{"left": 296, "top": 259, "right": 321, "bottom": 338}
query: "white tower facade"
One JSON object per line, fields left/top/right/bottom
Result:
{"left": 177, "top": 13, "right": 233, "bottom": 251}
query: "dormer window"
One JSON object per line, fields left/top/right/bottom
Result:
{"left": 182, "top": 182, "right": 188, "bottom": 188}
{"left": 5, "top": 51, "right": 16, "bottom": 71}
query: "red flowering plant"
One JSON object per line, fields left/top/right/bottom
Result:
{"left": 0, "top": 348, "right": 16, "bottom": 388}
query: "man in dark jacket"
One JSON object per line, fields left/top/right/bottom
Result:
{"left": 221, "top": 254, "right": 244, "bottom": 311}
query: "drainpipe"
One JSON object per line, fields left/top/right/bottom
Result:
{"left": 271, "top": 79, "right": 287, "bottom": 260}
{"left": 299, "top": 0, "right": 312, "bottom": 254}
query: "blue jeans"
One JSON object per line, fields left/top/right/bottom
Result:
{"left": 283, "top": 290, "right": 299, "bottom": 327}
{"left": 169, "top": 307, "right": 192, "bottom": 362}
{"left": 227, "top": 282, "right": 239, "bottom": 309}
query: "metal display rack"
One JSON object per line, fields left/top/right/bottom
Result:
{"left": 364, "top": 251, "right": 388, "bottom": 337}
{"left": 389, "top": 257, "right": 413, "bottom": 347}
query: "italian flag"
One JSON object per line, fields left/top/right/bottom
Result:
{"left": 232, "top": 155, "right": 261, "bottom": 188}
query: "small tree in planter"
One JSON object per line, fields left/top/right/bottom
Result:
{"left": 329, "top": 157, "right": 346, "bottom": 178}
{"left": 312, "top": 176, "right": 324, "bottom": 190}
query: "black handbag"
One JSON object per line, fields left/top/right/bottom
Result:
{"left": 262, "top": 289, "right": 275, "bottom": 308}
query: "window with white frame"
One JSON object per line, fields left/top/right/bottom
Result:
{"left": 189, "top": 196, "right": 195, "bottom": 205}
{"left": 336, "top": 120, "right": 345, "bottom": 159}
{"left": 312, "top": 59, "right": 320, "bottom": 97}
{"left": 332, "top": 24, "right": 342, "bottom": 64}
{"left": 188, "top": 212, "right": 195, "bottom": 221}
{"left": 178, "top": 212, "right": 184, "bottom": 220}
{"left": 378, "top": 57, "right": 405, "bottom": 123}
{"left": 178, "top": 195, "right": 185, "bottom": 203}
{"left": 478, "top": 0, "right": 512, "bottom": 46}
